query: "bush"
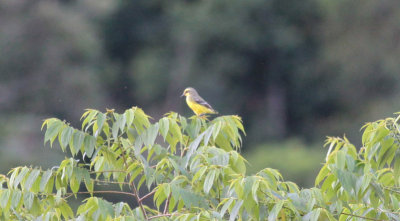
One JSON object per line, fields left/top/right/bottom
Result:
{"left": 0, "top": 107, "right": 399, "bottom": 220}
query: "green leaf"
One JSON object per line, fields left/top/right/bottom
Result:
{"left": 336, "top": 169, "right": 356, "bottom": 194}
{"left": 82, "top": 109, "right": 98, "bottom": 130}
{"left": 125, "top": 109, "right": 135, "bottom": 128}
{"left": 70, "top": 176, "right": 80, "bottom": 194}
{"left": 44, "top": 120, "right": 63, "bottom": 146}
{"left": 203, "top": 169, "right": 216, "bottom": 194}
{"left": 142, "top": 123, "right": 159, "bottom": 147}
{"left": 40, "top": 170, "right": 53, "bottom": 192}
{"left": 13, "top": 167, "right": 29, "bottom": 189}
{"left": 59, "top": 201, "right": 74, "bottom": 219}
{"left": 23, "top": 191, "right": 34, "bottom": 210}
{"left": 303, "top": 208, "right": 321, "bottom": 221}
{"left": 73, "top": 131, "right": 85, "bottom": 154}
{"left": 60, "top": 126, "right": 74, "bottom": 149}
{"left": 315, "top": 164, "right": 329, "bottom": 186}
{"left": 192, "top": 166, "right": 207, "bottom": 184}
{"left": 229, "top": 200, "right": 243, "bottom": 221}
{"left": 159, "top": 117, "right": 169, "bottom": 140}
{"left": 95, "top": 113, "right": 106, "bottom": 137}
{"left": 336, "top": 151, "right": 346, "bottom": 170}
{"left": 84, "top": 135, "right": 96, "bottom": 157}
{"left": 268, "top": 200, "right": 283, "bottom": 221}
{"left": 203, "top": 125, "right": 214, "bottom": 146}
{"left": 10, "top": 190, "right": 22, "bottom": 209}
{"left": 183, "top": 131, "right": 206, "bottom": 167}
{"left": 0, "top": 189, "right": 11, "bottom": 209}
{"left": 112, "top": 115, "right": 120, "bottom": 139}
{"left": 394, "top": 154, "right": 400, "bottom": 183}
{"left": 219, "top": 198, "right": 234, "bottom": 217}
{"left": 252, "top": 180, "right": 260, "bottom": 204}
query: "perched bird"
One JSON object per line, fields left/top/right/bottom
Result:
{"left": 181, "top": 87, "right": 218, "bottom": 116}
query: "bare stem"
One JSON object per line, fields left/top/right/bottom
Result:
{"left": 139, "top": 189, "right": 156, "bottom": 203}
{"left": 90, "top": 170, "right": 127, "bottom": 174}
{"left": 64, "top": 190, "right": 136, "bottom": 199}
{"left": 148, "top": 213, "right": 172, "bottom": 220}
{"left": 163, "top": 193, "right": 172, "bottom": 214}
{"left": 132, "top": 182, "right": 148, "bottom": 220}
{"left": 341, "top": 212, "right": 385, "bottom": 221}
{"left": 94, "top": 179, "right": 130, "bottom": 185}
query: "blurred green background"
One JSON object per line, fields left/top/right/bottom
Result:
{"left": 1, "top": 0, "right": 400, "bottom": 188}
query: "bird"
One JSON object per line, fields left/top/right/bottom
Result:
{"left": 181, "top": 87, "right": 218, "bottom": 116}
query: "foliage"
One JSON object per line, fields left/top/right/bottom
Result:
{"left": 0, "top": 108, "right": 399, "bottom": 220}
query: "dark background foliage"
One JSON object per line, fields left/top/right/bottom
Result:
{"left": 1, "top": 0, "right": 399, "bottom": 187}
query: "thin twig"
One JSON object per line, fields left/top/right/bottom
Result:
{"left": 119, "top": 143, "right": 149, "bottom": 220}
{"left": 148, "top": 213, "right": 172, "bottom": 220}
{"left": 64, "top": 190, "right": 136, "bottom": 199}
{"left": 139, "top": 189, "right": 157, "bottom": 203}
{"left": 94, "top": 179, "right": 130, "bottom": 185}
{"left": 90, "top": 170, "right": 127, "bottom": 174}
{"left": 341, "top": 212, "right": 385, "bottom": 221}
{"left": 132, "top": 182, "right": 148, "bottom": 220}
{"left": 163, "top": 193, "right": 172, "bottom": 214}
{"left": 181, "top": 137, "right": 190, "bottom": 158}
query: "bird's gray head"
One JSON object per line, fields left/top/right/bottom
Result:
{"left": 181, "top": 87, "right": 198, "bottom": 97}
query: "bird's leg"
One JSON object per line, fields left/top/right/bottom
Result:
{"left": 198, "top": 114, "right": 209, "bottom": 120}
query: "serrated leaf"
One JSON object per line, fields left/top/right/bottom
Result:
{"left": 220, "top": 198, "right": 234, "bottom": 217}
{"left": 184, "top": 131, "right": 206, "bottom": 167}
{"left": 44, "top": 120, "right": 63, "bottom": 146}
{"left": 40, "top": 170, "right": 53, "bottom": 192}
{"left": 252, "top": 180, "right": 260, "bottom": 204}
{"left": 203, "top": 125, "right": 214, "bottom": 146}
{"left": 229, "top": 200, "right": 243, "bottom": 221}
{"left": 10, "top": 190, "right": 22, "bottom": 209}
{"left": 336, "top": 151, "right": 346, "bottom": 170}
{"left": 303, "top": 208, "right": 321, "bottom": 221}
{"left": 125, "top": 109, "right": 135, "bottom": 128}
{"left": 203, "top": 169, "right": 216, "bottom": 194}
{"left": 14, "top": 167, "right": 29, "bottom": 189}
{"left": 143, "top": 123, "right": 159, "bottom": 148}
{"left": 268, "top": 200, "right": 283, "bottom": 221}
{"left": 82, "top": 110, "right": 98, "bottom": 130}
{"left": 315, "top": 164, "right": 329, "bottom": 186}
{"left": 23, "top": 191, "right": 34, "bottom": 210}
{"left": 84, "top": 135, "right": 96, "bottom": 157}
{"left": 73, "top": 131, "right": 85, "bottom": 154}
{"left": 95, "top": 113, "right": 106, "bottom": 137}
{"left": 192, "top": 166, "right": 207, "bottom": 184}
{"left": 0, "top": 189, "right": 11, "bottom": 209}
{"left": 60, "top": 126, "right": 74, "bottom": 149}
{"left": 159, "top": 118, "right": 169, "bottom": 140}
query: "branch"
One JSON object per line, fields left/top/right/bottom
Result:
{"left": 90, "top": 170, "right": 127, "bottom": 174}
{"left": 139, "top": 189, "right": 156, "bottom": 203}
{"left": 64, "top": 190, "right": 136, "bottom": 199}
{"left": 94, "top": 179, "right": 130, "bottom": 185}
{"left": 341, "top": 212, "right": 385, "bottom": 221}
{"left": 148, "top": 213, "right": 172, "bottom": 220}
{"left": 163, "top": 193, "right": 172, "bottom": 214}
{"left": 131, "top": 182, "right": 148, "bottom": 220}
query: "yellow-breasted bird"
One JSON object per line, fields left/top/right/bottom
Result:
{"left": 181, "top": 87, "right": 218, "bottom": 116}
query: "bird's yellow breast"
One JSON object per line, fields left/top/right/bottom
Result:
{"left": 186, "top": 96, "right": 215, "bottom": 116}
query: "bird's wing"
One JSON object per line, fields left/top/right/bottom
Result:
{"left": 193, "top": 96, "right": 214, "bottom": 110}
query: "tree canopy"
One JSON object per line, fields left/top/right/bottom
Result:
{"left": 0, "top": 108, "right": 399, "bottom": 220}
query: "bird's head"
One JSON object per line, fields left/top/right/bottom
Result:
{"left": 181, "top": 87, "right": 197, "bottom": 97}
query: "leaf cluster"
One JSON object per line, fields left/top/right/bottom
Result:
{"left": 0, "top": 107, "right": 400, "bottom": 220}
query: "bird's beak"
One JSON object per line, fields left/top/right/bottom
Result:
{"left": 180, "top": 92, "right": 185, "bottom": 97}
